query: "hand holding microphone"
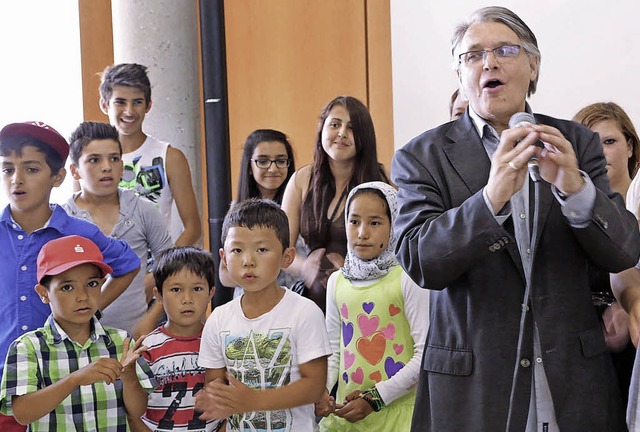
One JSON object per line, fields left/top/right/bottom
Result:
{"left": 508, "top": 112, "right": 584, "bottom": 195}
{"left": 508, "top": 112, "right": 543, "bottom": 182}
{"left": 485, "top": 115, "right": 540, "bottom": 213}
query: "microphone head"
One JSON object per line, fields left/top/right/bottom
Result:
{"left": 509, "top": 112, "right": 536, "bottom": 128}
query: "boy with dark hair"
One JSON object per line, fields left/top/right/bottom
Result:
{"left": 136, "top": 247, "right": 222, "bottom": 432}
{"left": 196, "top": 199, "right": 331, "bottom": 431}
{"left": 0, "top": 235, "right": 155, "bottom": 430}
{"left": 0, "top": 121, "right": 140, "bottom": 431}
{"left": 64, "top": 121, "right": 172, "bottom": 336}
{"left": 99, "top": 63, "right": 201, "bottom": 246}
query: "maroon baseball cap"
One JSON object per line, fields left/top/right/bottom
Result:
{"left": 0, "top": 121, "right": 69, "bottom": 161}
{"left": 37, "top": 235, "right": 113, "bottom": 283}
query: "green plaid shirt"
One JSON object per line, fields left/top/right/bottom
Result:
{"left": 0, "top": 315, "right": 156, "bottom": 431}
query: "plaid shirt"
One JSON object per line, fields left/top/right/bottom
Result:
{"left": 0, "top": 315, "right": 156, "bottom": 431}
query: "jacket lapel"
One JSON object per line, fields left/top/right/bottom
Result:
{"left": 443, "top": 113, "right": 491, "bottom": 195}
{"left": 444, "top": 113, "right": 529, "bottom": 278}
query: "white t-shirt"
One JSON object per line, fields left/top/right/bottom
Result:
{"left": 199, "top": 289, "right": 331, "bottom": 432}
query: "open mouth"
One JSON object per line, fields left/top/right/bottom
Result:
{"left": 484, "top": 79, "right": 504, "bottom": 89}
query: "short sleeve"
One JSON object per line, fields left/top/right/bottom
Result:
{"left": 293, "top": 298, "right": 332, "bottom": 366}
{"left": 198, "top": 309, "right": 226, "bottom": 369}
{"left": 0, "top": 337, "right": 40, "bottom": 414}
{"left": 135, "top": 354, "right": 157, "bottom": 394}
{"left": 139, "top": 199, "right": 173, "bottom": 257}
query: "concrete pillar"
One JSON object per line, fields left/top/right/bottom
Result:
{"left": 111, "top": 0, "right": 202, "bottom": 243}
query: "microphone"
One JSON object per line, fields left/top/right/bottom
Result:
{"left": 508, "top": 112, "right": 542, "bottom": 182}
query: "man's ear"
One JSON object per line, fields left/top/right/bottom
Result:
{"left": 153, "top": 286, "right": 162, "bottom": 301}
{"left": 529, "top": 56, "right": 540, "bottom": 84}
{"left": 145, "top": 100, "right": 153, "bottom": 114}
{"left": 34, "top": 284, "right": 49, "bottom": 304}
{"left": 51, "top": 167, "right": 66, "bottom": 187}
{"left": 280, "top": 247, "right": 296, "bottom": 269}
{"left": 99, "top": 97, "right": 109, "bottom": 115}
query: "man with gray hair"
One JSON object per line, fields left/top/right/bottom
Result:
{"left": 392, "top": 6, "right": 639, "bottom": 431}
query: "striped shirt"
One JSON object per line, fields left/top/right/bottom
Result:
{"left": 0, "top": 315, "right": 156, "bottom": 431}
{"left": 142, "top": 326, "right": 221, "bottom": 432}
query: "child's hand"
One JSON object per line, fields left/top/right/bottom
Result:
{"left": 195, "top": 379, "right": 220, "bottom": 421}
{"left": 314, "top": 388, "right": 336, "bottom": 417}
{"left": 302, "top": 248, "right": 326, "bottom": 287}
{"left": 197, "top": 372, "right": 254, "bottom": 420}
{"left": 120, "top": 336, "right": 148, "bottom": 378}
{"left": 72, "top": 357, "right": 123, "bottom": 386}
{"left": 325, "top": 252, "right": 344, "bottom": 272}
{"left": 334, "top": 390, "right": 374, "bottom": 423}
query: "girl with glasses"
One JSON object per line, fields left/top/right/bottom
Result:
{"left": 237, "top": 129, "right": 296, "bottom": 205}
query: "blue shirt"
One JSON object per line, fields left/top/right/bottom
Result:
{"left": 0, "top": 204, "right": 140, "bottom": 379}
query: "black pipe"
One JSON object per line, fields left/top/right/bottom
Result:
{"left": 199, "top": 0, "right": 233, "bottom": 309}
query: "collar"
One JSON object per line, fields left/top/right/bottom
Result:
{"left": 468, "top": 102, "right": 534, "bottom": 139}
{"left": 45, "top": 315, "right": 111, "bottom": 347}
{"left": 1, "top": 204, "right": 59, "bottom": 231}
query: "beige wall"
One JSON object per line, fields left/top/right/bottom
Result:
{"left": 224, "top": 0, "right": 394, "bottom": 199}
{"left": 390, "top": 1, "right": 640, "bottom": 148}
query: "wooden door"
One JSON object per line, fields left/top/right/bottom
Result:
{"left": 224, "top": 0, "right": 394, "bottom": 199}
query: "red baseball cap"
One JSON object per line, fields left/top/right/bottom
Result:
{"left": 0, "top": 121, "right": 69, "bottom": 161}
{"left": 37, "top": 235, "right": 113, "bottom": 283}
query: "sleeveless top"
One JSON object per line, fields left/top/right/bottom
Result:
{"left": 119, "top": 135, "right": 174, "bottom": 228}
{"left": 319, "top": 266, "right": 416, "bottom": 432}
{"left": 299, "top": 187, "right": 348, "bottom": 302}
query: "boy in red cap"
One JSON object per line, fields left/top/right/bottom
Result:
{"left": 0, "top": 121, "right": 141, "bottom": 431}
{"left": 0, "top": 235, "right": 155, "bottom": 430}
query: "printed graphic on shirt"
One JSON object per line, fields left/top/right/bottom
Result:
{"left": 120, "top": 155, "right": 165, "bottom": 203}
{"left": 222, "top": 328, "right": 293, "bottom": 432}
{"left": 340, "top": 301, "right": 406, "bottom": 386}
{"left": 143, "top": 336, "right": 221, "bottom": 432}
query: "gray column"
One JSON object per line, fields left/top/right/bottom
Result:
{"left": 111, "top": 0, "right": 202, "bottom": 243}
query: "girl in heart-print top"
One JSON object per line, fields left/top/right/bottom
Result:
{"left": 315, "top": 182, "right": 430, "bottom": 432}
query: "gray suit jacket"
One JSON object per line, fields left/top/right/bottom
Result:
{"left": 392, "top": 112, "right": 639, "bottom": 431}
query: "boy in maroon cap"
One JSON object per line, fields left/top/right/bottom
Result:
{"left": 0, "top": 121, "right": 141, "bottom": 431}
{"left": 0, "top": 235, "right": 155, "bottom": 430}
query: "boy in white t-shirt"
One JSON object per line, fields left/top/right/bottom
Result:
{"left": 196, "top": 199, "right": 331, "bottom": 432}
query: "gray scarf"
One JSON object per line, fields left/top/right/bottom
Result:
{"left": 341, "top": 181, "right": 398, "bottom": 281}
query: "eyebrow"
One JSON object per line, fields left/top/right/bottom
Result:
{"left": 349, "top": 213, "right": 384, "bottom": 219}
{"left": 58, "top": 274, "right": 101, "bottom": 284}
{"left": 464, "top": 41, "right": 518, "bottom": 51}
{"left": 20, "top": 160, "right": 44, "bottom": 165}
{"left": 255, "top": 154, "right": 288, "bottom": 158}
{"left": 114, "top": 97, "right": 145, "bottom": 102}
{"left": 85, "top": 152, "right": 120, "bottom": 157}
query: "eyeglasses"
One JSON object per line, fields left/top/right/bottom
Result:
{"left": 252, "top": 158, "right": 290, "bottom": 169}
{"left": 458, "top": 44, "right": 522, "bottom": 66}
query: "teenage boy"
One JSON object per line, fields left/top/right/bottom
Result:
{"left": 0, "top": 121, "right": 140, "bottom": 430}
{"left": 132, "top": 247, "right": 222, "bottom": 432}
{"left": 99, "top": 63, "right": 201, "bottom": 246}
{"left": 64, "top": 121, "right": 173, "bottom": 335}
{"left": 196, "top": 199, "right": 331, "bottom": 432}
{"left": 0, "top": 235, "right": 155, "bottom": 430}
